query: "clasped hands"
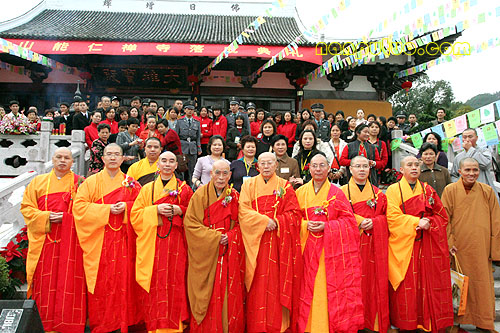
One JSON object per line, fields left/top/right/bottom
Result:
{"left": 307, "top": 220, "right": 325, "bottom": 232}
{"left": 157, "top": 203, "right": 181, "bottom": 218}
{"left": 110, "top": 202, "right": 126, "bottom": 215}
{"left": 416, "top": 217, "right": 430, "bottom": 231}
{"left": 359, "top": 218, "right": 373, "bottom": 231}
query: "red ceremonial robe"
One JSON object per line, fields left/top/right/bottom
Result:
{"left": 297, "top": 180, "right": 364, "bottom": 333}
{"left": 341, "top": 180, "right": 389, "bottom": 332}
{"left": 73, "top": 170, "right": 143, "bottom": 333}
{"left": 184, "top": 183, "right": 245, "bottom": 332}
{"left": 239, "top": 174, "right": 303, "bottom": 333}
{"left": 21, "top": 171, "right": 86, "bottom": 333}
{"left": 386, "top": 179, "right": 453, "bottom": 331}
{"left": 131, "top": 176, "right": 193, "bottom": 331}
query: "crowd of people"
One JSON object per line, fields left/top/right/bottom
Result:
{"left": 15, "top": 94, "right": 500, "bottom": 333}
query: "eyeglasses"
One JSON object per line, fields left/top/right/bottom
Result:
{"left": 352, "top": 164, "right": 370, "bottom": 169}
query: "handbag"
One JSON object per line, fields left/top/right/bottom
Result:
{"left": 176, "top": 154, "right": 188, "bottom": 173}
{"left": 450, "top": 253, "right": 469, "bottom": 316}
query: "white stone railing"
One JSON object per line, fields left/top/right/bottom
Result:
{"left": 0, "top": 123, "right": 87, "bottom": 247}
{"left": 391, "top": 130, "right": 500, "bottom": 193}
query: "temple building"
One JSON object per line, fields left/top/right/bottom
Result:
{"left": 0, "top": 0, "right": 461, "bottom": 117}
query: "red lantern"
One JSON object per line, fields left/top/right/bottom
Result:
{"left": 296, "top": 77, "right": 307, "bottom": 88}
{"left": 187, "top": 74, "right": 199, "bottom": 86}
{"left": 401, "top": 81, "right": 412, "bottom": 95}
{"left": 79, "top": 72, "right": 92, "bottom": 80}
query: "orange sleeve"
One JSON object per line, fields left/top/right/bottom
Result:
{"left": 385, "top": 184, "right": 419, "bottom": 290}
{"left": 238, "top": 179, "right": 269, "bottom": 291}
{"left": 72, "top": 176, "right": 110, "bottom": 294}
{"left": 20, "top": 175, "right": 50, "bottom": 294}
{"left": 130, "top": 182, "right": 159, "bottom": 292}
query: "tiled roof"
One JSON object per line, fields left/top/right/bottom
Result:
{"left": 0, "top": 9, "right": 311, "bottom": 46}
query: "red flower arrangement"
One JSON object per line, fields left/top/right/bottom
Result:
{"left": 0, "top": 226, "right": 28, "bottom": 298}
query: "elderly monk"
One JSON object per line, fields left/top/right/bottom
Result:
{"left": 239, "top": 152, "right": 302, "bottom": 332}
{"left": 340, "top": 156, "right": 389, "bottom": 332}
{"left": 184, "top": 160, "right": 245, "bottom": 332}
{"left": 385, "top": 156, "right": 453, "bottom": 331}
{"left": 20, "top": 147, "right": 86, "bottom": 332}
{"left": 296, "top": 153, "right": 363, "bottom": 332}
{"left": 73, "top": 143, "right": 143, "bottom": 332}
{"left": 442, "top": 157, "right": 500, "bottom": 331}
{"left": 127, "top": 137, "right": 162, "bottom": 185}
{"left": 130, "top": 151, "right": 193, "bottom": 332}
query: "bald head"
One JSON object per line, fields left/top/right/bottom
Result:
{"left": 52, "top": 147, "right": 73, "bottom": 175}
{"left": 213, "top": 159, "right": 230, "bottom": 171}
{"left": 459, "top": 157, "right": 478, "bottom": 169}
{"left": 351, "top": 155, "right": 368, "bottom": 166}
{"left": 159, "top": 151, "right": 176, "bottom": 161}
{"left": 54, "top": 147, "right": 73, "bottom": 158}
{"left": 103, "top": 143, "right": 123, "bottom": 155}
{"left": 258, "top": 152, "right": 277, "bottom": 180}
{"left": 211, "top": 160, "right": 231, "bottom": 190}
{"left": 258, "top": 152, "right": 276, "bottom": 163}
{"left": 400, "top": 155, "right": 419, "bottom": 168}
{"left": 310, "top": 153, "right": 327, "bottom": 165}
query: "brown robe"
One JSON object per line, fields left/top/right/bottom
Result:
{"left": 441, "top": 179, "right": 500, "bottom": 329}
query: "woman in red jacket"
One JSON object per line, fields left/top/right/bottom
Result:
{"left": 212, "top": 106, "right": 227, "bottom": 139}
{"left": 367, "top": 121, "right": 388, "bottom": 184}
{"left": 139, "top": 115, "right": 161, "bottom": 141}
{"left": 277, "top": 111, "right": 297, "bottom": 156}
{"left": 194, "top": 106, "right": 213, "bottom": 156}
{"left": 250, "top": 108, "right": 266, "bottom": 137}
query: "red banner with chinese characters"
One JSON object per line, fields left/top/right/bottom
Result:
{"left": 5, "top": 39, "right": 322, "bottom": 65}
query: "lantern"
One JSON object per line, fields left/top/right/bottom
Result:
{"left": 187, "top": 74, "right": 199, "bottom": 86}
{"left": 295, "top": 77, "right": 307, "bottom": 88}
{"left": 401, "top": 80, "right": 412, "bottom": 96}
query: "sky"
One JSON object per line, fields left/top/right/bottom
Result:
{"left": 0, "top": 0, "right": 499, "bottom": 103}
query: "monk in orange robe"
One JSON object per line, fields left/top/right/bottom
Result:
{"left": 130, "top": 151, "right": 193, "bottom": 332}
{"left": 386, "top": 156, "right": 453, "bottom": 331}
{"left": 20, "top": 147, "right": 86, "bottom": 332}
{"left": 442, "top": 158, "right": 500, "bottom": 331}
{"left": 296, "top": 153, "right": 364, "bottom": 333}
{"left": 239, "top": 152, "right": 302, "bottom": 333}
{"left": 340, "top": 156, "right": 389, "bottom": 333}
{"left": 73, "top": 143, "right": 143, "bottom": 332}
{"left": 184, "top": 160, "right": 245, "bottom": 332}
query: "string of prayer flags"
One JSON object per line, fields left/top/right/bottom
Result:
{"left": 466, "top": 109, "right": 481, "bottom": 128}
{"left": 0, "top": 60, "right": 30, "bottom": 76}
{"left": 390, "top": 138, "right": 402, "bottom": 151}
{"left": 451, "top": 137, "right": 463, "bottom": 152}
{"left": 410, "top": 132, "right": 423, "bottom": 149}
{"left": 481, "top": 123, "right": 499, "bottom": 146}
{"left": 480, "top": 103, "right": 495, "bottom": 124}
{"left": 454, "top": 114, "right": 468, "bottom": 134}
{"left": 431, "top": 124, "right": 446, "bottom": 140}
{"left": 200, "top": 1, "right": 288, "bottom": 76}
{"left": 0, "top": 38, "right": 80, "bottom": 76}
{"left": 443, "top": 120, "right": 457, "bottom": 138}
{"left": 475, "top": 127, "right": 487, "bottom": 148}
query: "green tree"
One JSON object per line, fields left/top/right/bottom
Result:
{"left": 389, "top": 75, "right": 455, "bottom": 130}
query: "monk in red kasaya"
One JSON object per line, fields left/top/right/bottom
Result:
{"left": 21, "top": 147, "right": 86, "bottom": 333}
{"left": 184, "top": 160, "right": 245, "bottom": 332}
{"left": 131, "top": 151, "right": 193, "bottom": 332}
{"left": 385, "top": 156, "right": 453, "bottom": 331}
{"left": 340, "top": 156, "right": 389, "bottom": 333}
{"left": 73, "top": 143, "right": 143, "bottom": 332}
{"left": 239, "top": 152, "right": 303, "bottom": 332}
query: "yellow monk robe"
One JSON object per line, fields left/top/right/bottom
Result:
{"left": 340, "top": 179, "right": 389, "bottom": 333}
{"left": 184, "top": 182, "right": 245, "bottom": 333}
{"left": 386, "top": 177, "right": 453, "bottom": 331}
{"left": 20, "top": 171, "right": 86, "bottom": 333}
{"left": 127, "top": 157, "right": 159, "bottom": 186}
{"left": 130, "top": 175, "right": 193, "bottom": 333}
{"left": 296, "top": 179, "right": 363, "bottom": 333}
{"left": 239, "top": 174, "right": 303, "bottom": 333}
{"left": 442, "top": 179, "right": 500, "bottom": 330}
{"left": 72, "top": 169, "right": 143, "bottom": 333}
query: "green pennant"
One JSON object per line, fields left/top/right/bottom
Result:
{"left": 390, "top": 138, "right": 402, "bottom": 151}
{"left": 410, "top": 133, "right": 423, "bottom": 149}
